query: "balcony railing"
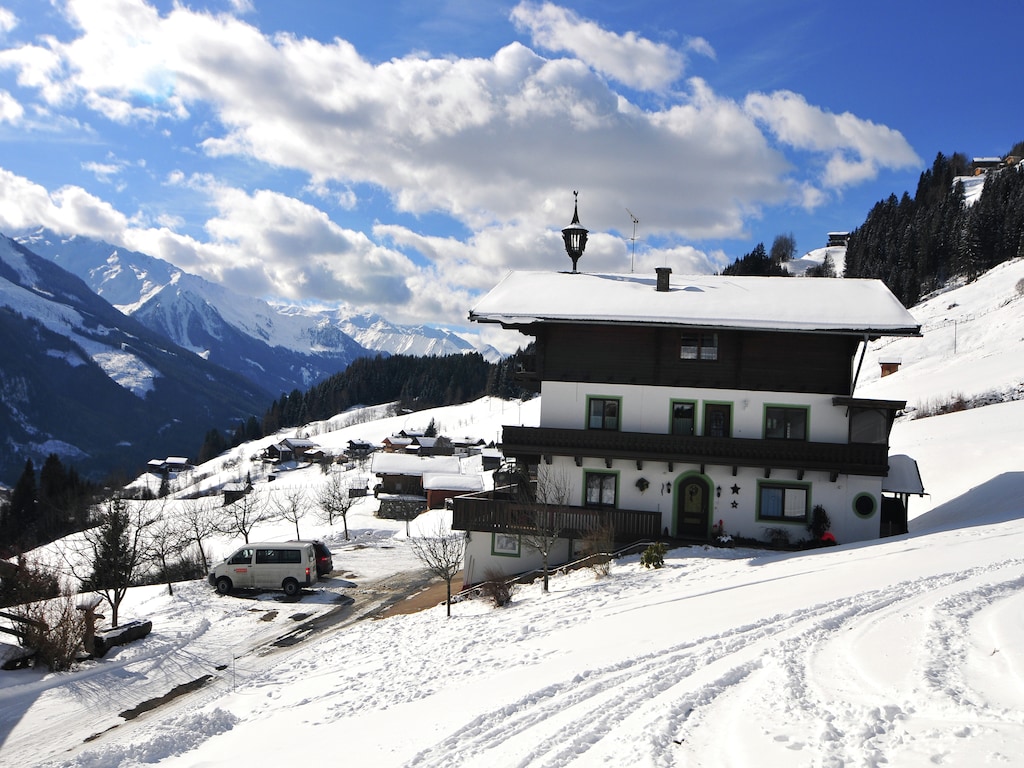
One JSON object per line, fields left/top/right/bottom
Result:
{"left": 452, "top": 493, "right": 662, "bottom": 541}
{"left": 500, "top": 425, "right": 890, "bottom": 477}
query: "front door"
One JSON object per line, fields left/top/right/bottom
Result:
{"left": 676, "top": 476, "right": 710, "bottom": 540}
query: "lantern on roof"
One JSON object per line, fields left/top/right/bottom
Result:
{"left": 561, "top": 191, "right": 588, "bottom": 273}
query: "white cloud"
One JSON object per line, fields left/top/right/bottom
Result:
{"left": 0, "top": 7, "right": 16, "bottom": 34}
{"left": 0, "top": 87, "right": 21, "bottom": 122}
{"left": 0, "top": 167, "right": 128, "bottom": 238}
{"left": 743, "top": 89, "right": 921, "bottom": 189}
{"left": 0, "top": 1, "right": 927, "bottom": 329}
{"left": 510, "top": 1, "right": 685, "bottom": 91}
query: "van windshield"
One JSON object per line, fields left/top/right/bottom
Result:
{"left": 228, "top": 548, "right": 254, "bottom": 565}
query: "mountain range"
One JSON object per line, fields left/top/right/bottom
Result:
{"left": 0, "top": 234, "right": 269, "bottom": 485}
{"left": 0, "top": 229, "right": 497, "bottom": 485}
{"left": 15, "top": 229, "right": 498, "bottom": 396}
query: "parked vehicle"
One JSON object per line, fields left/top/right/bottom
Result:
{"left": 293, "top": 539, "right": 334, "bottom": 577}
{"left": 208, "top": 542, "right": 318, "bottom": 597}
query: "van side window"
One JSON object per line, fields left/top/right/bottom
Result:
{"left": 228, "top": 548, "right": 253, "bottom": 565}
{"left": 256, "top": 549, "right": 279, "bottom": 564}
{"left": 280, "top": 549, "right": 301, "bottom": 564}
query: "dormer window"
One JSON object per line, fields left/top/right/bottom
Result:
{"left": 681, "top": 333, "right": 718, "bottom": 361}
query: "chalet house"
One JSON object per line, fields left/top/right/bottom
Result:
{"left": 147, "top": 456, "right": 191, "bottom": 475}
{"left": 423, "top": 473, "right": 484, "bottom": 509}
{"left": 452, "top": 436, "right": 487, "bottom": 456}
{"left": 222, "top": 480, "right": 251, "bottom": 506}
{"left": 452, "top": 204, "right": 923, "bottom": 586}
{"left": 265, "top": 437, "right": 319, "bottom": 464}
{"left": 371, "top": 453, "right": 463, "bottom": 497}
{"left": 346, "top": 439, "right": 375, "bottom": 459}
{"left": 382, "top": 436, "right": 415, "bottom": 453}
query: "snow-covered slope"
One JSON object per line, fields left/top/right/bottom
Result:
{"left": 3, "top": 261, "right": 1024, "bottom": 767}
{"left": 785, "top": 243, "right": 846, "bottom": 276}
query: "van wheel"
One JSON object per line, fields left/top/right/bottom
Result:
{"left": 215, "top": 577, "right": 233, "bottom": 595}
{"left": 282, "top": 578, "right": 300, "bottom": 597}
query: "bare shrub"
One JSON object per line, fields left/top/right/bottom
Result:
{"left": 478, "top": 569, "right": 516, "bottom": 607}
{"left": 764, "top": 527, "right": 791, "bottom": 549}
{"left": 582, "top": 522, "right": 616, "bottom": 578}
{"left": 13, "top": 592, "right": 86, "bottom": 671}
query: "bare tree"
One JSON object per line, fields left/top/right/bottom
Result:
{"left": 408, "top": 518, "right": 465, "bottom": 618}
{"left": 147, "top": 513, "right": 191, "bottom": 595}
{"left": 315, "top": 471, "right": 356, "bottom": 540}
{"left": 178, "top": 497, "right": 217, "bottom": 573}
{"left": 217, "top": 488, "right": 271, "bottom": 544}
{"left": 519, "top": 464, "right": 573, "bottom": 593}
{"left": 272, "top": 486, "right": 309, "bottom": 540}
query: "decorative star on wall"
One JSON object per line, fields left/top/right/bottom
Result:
{"left": 731, "top": 501, "right": 738, "bottom": 508}
{"left": 730, "top": 484, "right": 740, "bottom": 494}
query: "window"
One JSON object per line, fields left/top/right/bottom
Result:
{"left": 704, "top": 403, "right": 732, "bottom": 437}
{"left": 228, "top": 548, "right": 253, "bottom": 565}
{"left": 671, "top": 401, "right": 696, "bottom": 436}
{"left": 585, "top": 472, "right": 617, "bottom": 507}
{"left": 850, "top": 408, "right": 888, "bottom": 444}
{"left": 681, "top": 333, "right": 718, "bottom": 360}
{"left": 853, "top": 493, "right": 877, "bottom": 518}
{"left": 765, "top": 406, "right": 808, "bottom": 440}
{"left": 256, "top": 548, "right": 302, "bottom": 564}
{"left": 492, "top": 533, "right": 521, "bottom": 557}
{"left": 587, "top": 397, "right": 620, "bottom": 430}
{"left": 758, "top": 483, "right": 809, "bottom": 522}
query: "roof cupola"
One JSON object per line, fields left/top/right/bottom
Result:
{"left": 561, "top": 191, "right": 588, "bottom": 273}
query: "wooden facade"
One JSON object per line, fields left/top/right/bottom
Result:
{"left": 521, "top": 325, "right": 860, "bottom": 395}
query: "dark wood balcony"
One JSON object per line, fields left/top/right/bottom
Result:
{"left": 452, "top": 493, "right": 662, "bottom": 541}
{"left": 500, "top": 425, "right": 890, "bottom": 477}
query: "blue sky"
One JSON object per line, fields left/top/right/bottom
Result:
{"left": 0, "top": 0, "right": 1019, "bottom": 349}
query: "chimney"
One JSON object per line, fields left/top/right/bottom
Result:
{"left": 655, "top": 267, "right": 672, "bottom": 292}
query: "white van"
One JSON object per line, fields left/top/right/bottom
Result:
{"left": 208, "top": 542, "right": 318, "bottom": 597}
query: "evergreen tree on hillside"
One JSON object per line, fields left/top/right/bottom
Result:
{"left": 721, "top": 242, "right": 791, "bottom": 276}
{"left": 845, "top": 147, "right": 1024, "bottom": 305}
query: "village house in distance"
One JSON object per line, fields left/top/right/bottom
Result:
{"left": 453, "top": 197, "right": 924, "bottom": 586}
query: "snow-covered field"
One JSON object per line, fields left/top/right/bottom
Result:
{"left": 2, "top": 262, "right": 1024, "bottom": 767}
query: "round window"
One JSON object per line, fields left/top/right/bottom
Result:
{"left": 853, "top": 493, "right": 877, "bottom": 518}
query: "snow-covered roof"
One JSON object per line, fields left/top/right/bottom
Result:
{"left": 422, "top": 473, "right": 484, "bottom": 492}
{"left": 370, "top": 453, "right": 462, "bottom": 476}
{"left": 883, "top": 454, "right": 925, "bottom": 495}
{"left": 469, "top": 271, "right": 921, "bottom": 336}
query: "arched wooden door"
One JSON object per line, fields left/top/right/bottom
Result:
{"left": 676, "top": 475, "right": 711, "bottom": 540}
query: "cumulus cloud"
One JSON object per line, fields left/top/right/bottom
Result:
{"left": 0, "top": 87, "right": 20, "bottom": 122}
{"left": 0, "top": 0, "right": 925, "bottom": 329}
{"left": 744, "top": 89, "right": 921, "bottom": 190}
{"left": 0, "top": 8, "right": 16, "bottom": 34}
{"left": 510, "top": 1, "right": 687, "bottom": 91}
{"left": 0, "top": 167, "right": 128, "bottom": 238}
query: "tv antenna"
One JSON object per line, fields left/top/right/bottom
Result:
{"left": 626, "top": 208, "right": 639, "bottom": 272}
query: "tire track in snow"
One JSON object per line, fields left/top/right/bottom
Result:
{"left": 675, "top": 558, "right": 1024, "bottom": 767}
{"left": 406, "top": 558, "right": 1024, "bottom": 768}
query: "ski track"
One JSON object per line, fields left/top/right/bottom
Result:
{"left": 404, "top": 558, "right": 1024, "bottom": 768}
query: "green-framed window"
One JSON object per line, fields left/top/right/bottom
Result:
{"left": 852, "top": 493, "right": 877, "bottom": 518}
{"left": 703, "top": 402, "right": 732, "bottom": 438}
{"left": 491, "top": 533, "right": 521, "bottom": 557}
{"left": 757, "top": 481, "right": 810, "bottom": 522}
{"left": 587, "top": 396, "right": 621, "bottom": 431}
{"left": 670, "top": 400, "right": 696, "bottom": 436}
{"left": 584, "top": 471, "right": 618, "bottom": 507}
{"left": 764, "top": 405, "right": 809, "bottom": 440}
